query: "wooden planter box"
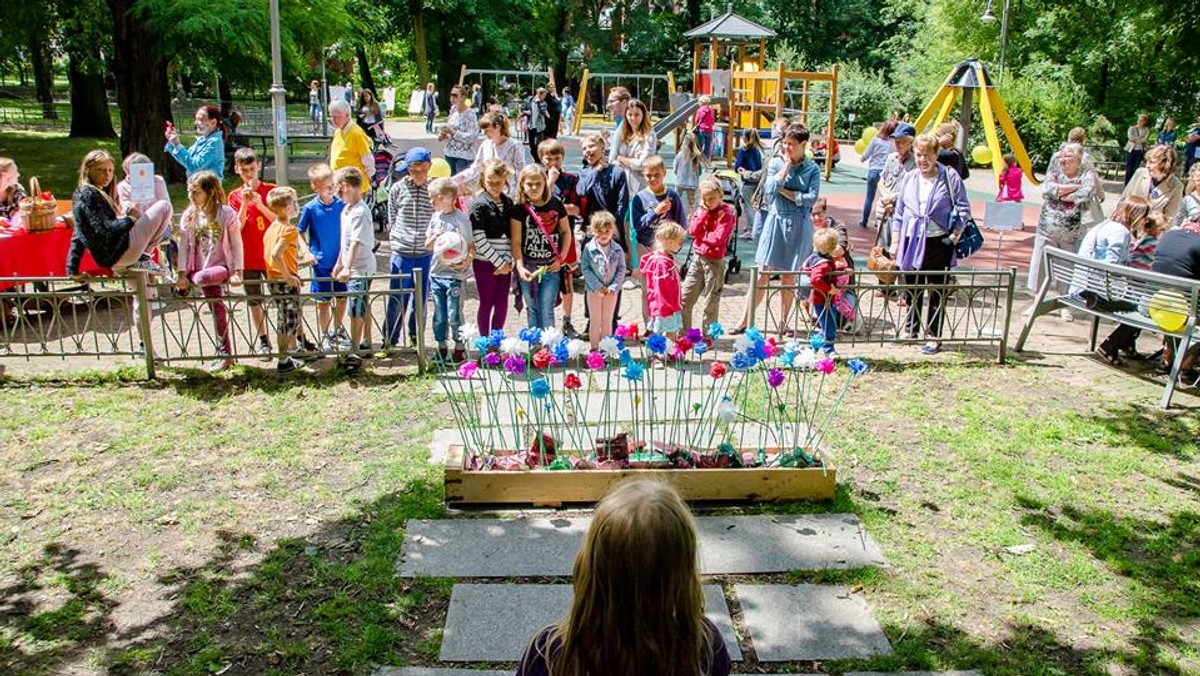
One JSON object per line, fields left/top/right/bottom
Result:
{"left": 443, "top": 444, "right": 836, "bottom": 507}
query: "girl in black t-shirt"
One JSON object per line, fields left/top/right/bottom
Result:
{"left": 510, "top": 164, "right": 571, "bottom": 329}
{"left": 470, "top": 159, "right": 516, "bottom": 335}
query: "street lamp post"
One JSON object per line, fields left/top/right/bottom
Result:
{"left": 981, "top": 0, "right": 1010, "bottom": 86}
{"left": 268, "top": 0, "right": 290, "bottom": 185}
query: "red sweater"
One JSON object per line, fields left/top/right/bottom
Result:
{"left": 688, "top": 204, "right": 736, "bottom": 259}
{"left": 805, "top": 254, "right": 838, "bottom": 305}
{"left": 639, "top": 250, "right": 682, "bottom": 318}
{"left": 229, "top": 182, "right": 275, "bottom": 271}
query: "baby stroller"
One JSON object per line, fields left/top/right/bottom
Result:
{"left": 366, "top": 123, "right": 402, "bottom": 236}
{"left": 714, "top": 169, "right": 744, "bottom": 276}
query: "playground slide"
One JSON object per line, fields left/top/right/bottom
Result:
{"left": 651, "top": 96, "right": 729, "bottom": 138}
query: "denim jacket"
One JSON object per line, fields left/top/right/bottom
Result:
{"left": 165, "top": 131, "right": 225, "bottom": 179}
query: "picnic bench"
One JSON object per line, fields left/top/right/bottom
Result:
{"left": 1015, "top": 246, "right": 1199, "bottom": 408}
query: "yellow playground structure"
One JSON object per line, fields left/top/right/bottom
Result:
{"left": 913, "top": 57, "right": 1039, "bottom": 187}
{"left": 681, "top": 8, "right": 839, "bottom": 179}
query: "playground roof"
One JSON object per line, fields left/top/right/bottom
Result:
{"left": 683, "top": 10, "right": 776, "bottom": 40}
{"left": 946, "top": 57, "right": 995, "bottom": 89}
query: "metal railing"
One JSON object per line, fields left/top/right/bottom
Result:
{"left": 748, "top": 266, "right": 1019, "bottom": 363}
{"left": 1, "top": 272, "right": 427, "bottom": 377}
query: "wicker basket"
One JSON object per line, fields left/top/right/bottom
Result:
{"left": 18, "top": 177, "right": 57, "bottom": 233}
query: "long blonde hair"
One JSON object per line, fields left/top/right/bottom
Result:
{"left": 678, "top": 132, "right": 704, "bottom": 171}
{"left": 78, "top": 149, "right": 119, "bottom": 201}
{"left": 516, "top": 164, "right": 550, "bottom": 205}
{"left": 1186, "top": 163, "right": 1200, "bottom": 197}
{"left": 541, "top": 479, "right": 713, "bottom": 676}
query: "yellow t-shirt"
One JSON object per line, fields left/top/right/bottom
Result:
{"left": 264, "top": 219, "right": 299, "bottom": 281}
{"left": 330, "top": 122, "right": 371, "bottom": 178}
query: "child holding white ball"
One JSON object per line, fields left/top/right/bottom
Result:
{"left": 426, "top": 177, "right": 474, "bottom": 363}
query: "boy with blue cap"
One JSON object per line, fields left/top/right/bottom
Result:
{"left": 385, "top": 147, "right": 434, "bottom": 348}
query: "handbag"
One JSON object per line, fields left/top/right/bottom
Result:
{"left": 866, "top": 220, "right": 898, "bottom": 284}
{"left": 940, "top": 169, "right": 984, "bottom": 259}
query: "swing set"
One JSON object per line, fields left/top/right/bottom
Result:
{"left": 457, "top": 66, "right": 555, "bottom": 119}
{"left": 571, "top": 70, "right": 678, "bottom": 134}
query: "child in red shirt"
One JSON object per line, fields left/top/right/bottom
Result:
{"left": 228, "top": 148, "right": 276, "bottom": 357}
{"left": 803, "top": 228, "right": 845, "bottom": 356}
{"left": 681, "top": 177, "right": 735, "bottom": 333}
{"left": 640, "top": 221, "right": 686, "bottom": 342}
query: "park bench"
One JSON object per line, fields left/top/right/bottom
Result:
{"left": 1015, "top": 246, "right": 1199, "bottom": 408}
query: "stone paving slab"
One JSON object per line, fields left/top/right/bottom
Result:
{"left": 399, "top": 514, "right": 884, "bottom": 578}
{"left": 736, "top": 584, "right": 891, "bottom": 661}
{"left": 439, "top": 583, "right": 740, "bottom": 662}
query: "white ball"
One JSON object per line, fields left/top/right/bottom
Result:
{"left": 434, "top": 231, "right": 467, "bottom": 264}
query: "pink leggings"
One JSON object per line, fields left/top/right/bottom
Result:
{"left": 114, "top": 200, "right": 173, "bottom": 269}
{"left": 586, "top": 290, "right": 618, "bottom": 349}
{"left": 191, "top": 266, "right": 231, "bottom": 354}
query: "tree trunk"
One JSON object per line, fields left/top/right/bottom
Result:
{"left": 67, "top": 53, "right": 116, "bottom": 138}
{"left": 411, "top": 0, "right": 430, "bottom": 87}
{"left": 686, "top": 0, "right": 701, "bottom": 28}
{"left": 28, "top": 35, "right": 57, "bottom": 119}
{"left": 1097, "top": 57, "right": 1109, "bottom": 109}
{"left": 552, "top": 5, "right": 573, "bottom": 92}
{"left": 107, "top": 0, "right": 181, "bottom": 181}
{"left": 218, "top": 78, "right": 233, "bottom": 109}
{"left": 355, "top": 44, "right": 377, "bottom": 95}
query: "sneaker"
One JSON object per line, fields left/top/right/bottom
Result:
{"left": 334, "top": 326, "right": 352, "bottom": 349}
{"left": 320, "top": 334, "right": 335, "bottom": 354}
{"left": 257, "top": 336, "right": 272, "bottom": 362}
{"left": 300, "top": 336, "right": 319, "bottom": 353}
{"left": 622, "top": 278, "right": 638, "bottom": 291}
{"left": 562, "top": 319, "right": 578, "bottom": 340}
{"left": 340, "top": 354, "right": 363, "bottom": 372}
{"left": 276, "top": 356, "right": 302, "bottom": 373}
{"left": 358, "top": 340, "right": 372, "bottom": 353}
{"left": 130, "top": 256, "right": 168, "bottom": 277}
{"left": 1059, "top": 308, "right": 1074, "bottom": 322}
{"left": 206, "top": 355, "right": 234, "bottom": 373}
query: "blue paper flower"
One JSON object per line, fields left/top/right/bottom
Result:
{"left": 530, "top": 378, "right": 551, "bottom": 399}
{"left": 519, "top": 327, "right": 543, "bottom": 344}
{"left": 473, "top": 336, "right": 490, "bottom": 353}
{"left": 647, "top": 333, "right": 668, "bottom": 354}
{"left": 731, "top": 352, "right": 755, "bottom": 370}
{"left": 847, "top": 358, "right": 869, "bottom": 375}
{"left": 745, "top": 327, "right": 763, "bottom": 342}
{"left": 623, "top": 362, "right": 645, "bottom": 382}
{"left": 750, "top": 338, "right": 768, "bottom": 362}
{"left": 809, "top": 333, "right": 826, "bottom": 350}
{"left": 619, "top": 348, "right": 634, "bottom": 366}
{"left": 693, "top": 341, "right": 709, "bottom": 356}
{"left": 780, "top": 350, "right": 796, "bottom": 367}
{"left": 553, "top": 340, "right": 570, "bottom": 364}
{"left": 708, "top": 322, "right": 725, "bottom": 339}
{"left": 488, "top": 329, "right": 506, "bottom": 347}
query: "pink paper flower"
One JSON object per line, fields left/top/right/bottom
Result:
{"left": 457, "top": 361, "right": 478, "bottom": 379}
{"left": 815, "top": 358, "right": 836, "bottom": 375}
{"left": 614, "top": 324, "right": 632, "bottom": 339}
{"left": 586, "top": 351, "right": 606, "bottom": 370}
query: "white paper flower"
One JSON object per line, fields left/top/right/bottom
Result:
{"left": 716, "top": 397, "right": 738, "bottom": 423}
{"left": 458, "top": 323, "right": 480, "bottom": 344}
{"left": 598, "top": 336, "right": 621, "bottom": 358}
{"left": 795, "top": 347, "right": 818, "bottom": 370}
{"left": 664, "top": 338, "right": 677, "bottom": 356}
{"left": 500, "top": 337, "right": 523, "bottom": 356}
{"left": 567, "top": 339, "right": 588, "bottom": 359}
{"left": 733, "top": 334, "right": 752, "bottom": 354}
{"left": 539, "top": 327, "right": 563, "bottom": 348}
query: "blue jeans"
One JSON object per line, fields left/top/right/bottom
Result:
{"left": 384, "top": 253, "right": 432, "bottom": 345}
{"left": 447, "top": 156, "right": 472, "bottom": 176}
{"left": 1124, "top": 149, "right": 1144, "bottom": 186}
{"left": 518, "top": 264, "right": 561, "bottom": 329}
{"left": 431, "top": 276, "right": 464, "bottom": 346}
{"left": 812, "top": 301, "right": 839, "bottom": 348}
{"left": 862, "top": 168, "right": 882, "bottom": 227}
{"left": 696, "top": 130, "right": 713, "bottom": 159}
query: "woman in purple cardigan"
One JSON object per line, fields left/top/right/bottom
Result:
{"left": 890, "top": 134, "right": 972, "bottom": 355}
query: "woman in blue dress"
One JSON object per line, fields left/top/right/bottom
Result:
{"left": 731, "top": 123, "right": 821, "bottom": 334}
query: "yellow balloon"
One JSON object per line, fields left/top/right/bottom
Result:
{"left": 971, "top": 145, "right": 993, "bottom": 166}
{"left": 430, "top": 157, "right": 452, "bottom": 179}
{"left": 1148, "top": 290, "right": 1188, "bottom": 333}
{"left": 855, "top": 138, "right": 868, "bottom": 155}
{"left": 860, "top": 126, "right": 878, "bottom": 143}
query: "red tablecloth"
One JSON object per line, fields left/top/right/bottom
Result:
{"left": 0, "top": 222, "right": 111, "bottom": 291}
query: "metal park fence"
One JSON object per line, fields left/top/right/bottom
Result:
{"left": 1, "top": 272, "right": 428, "bottom": 378}
{"left": 748, "top": 267, "right": 1019, "bottom": 363}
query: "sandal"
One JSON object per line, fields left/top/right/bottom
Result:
{"left": 727, "top": 326, "right": 747, "bottom": 336}
{"left": 1096, "top": 346, "right": 1124, "bottom": 367}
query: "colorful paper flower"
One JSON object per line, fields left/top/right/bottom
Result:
{"left": 847, "top": 358, "right": 869, "bottom": 376}
{"left": 457, "top": 361, "right": 478, "bottom": 379}
{"left": 626, "top": 323, "right": 640, "bottom": 341}
{"left": 553, "top": 340, "right": 571, "bottom": 365}
{"left": 685, "top": 328, "right": 704, "bottom": 344}
{"left": 763, "top": 341, "right": 777, "bottom": 358}
{"left": 745, "top": 327, "right": 763, "bottom": 342}
{"left": 586, "top": 351, "right": 606, "bottom": 370}
{"left": 539, "top": 327, "right": 563, "bottom": 348}
{"left": 519, "top": 327, "right": 543, "bottom": 344}
{"left": 487, "top": 329, "right": 505, "bottom": 347}
{"left": 563, "top": 372, "right": 582, "bottom": 390}
{"left": 767, "top": 368, "right": 785, "bottom": 388}
{"left": 732, "top": 352, "right": 755, "bottom": 370}
{"left": 614, "top": 324, "right": 633, "bottom": 339}
{"left": 500, "top": 337, "right": 522, "bottom": 356}
{"left": 598, "top": 336, "right": 621, "bottom": 358}
{"left": 647, "top": 333, "right": 668, "bottom": 354}
{"left": 815, "top": 358, "right": 836, "bottom": 375}
{"left": 709, "top": 362, "right": 728, "bottom": 379}
{"left": 717, "top": 397, "right": 738, "bottom": 423}
{"left": 780, "top": 350, "right": 796, "bottom": 368}
{"left": 676, "top": 337, "right": 694, "bottom": 354}
{"left": 484, "top": 352, "right": 502, "bottom": 367}
{"left": 733, "top": 333, "right": 752, "bottom": 354}
{"left": 567, "top": 339, "right": 588, "bottom": 359}
{"left": 694, "top": 340, "right": 709, "bottom": 356}
{"left": 530, "top": 378, "right": 551, "bottom": 399}
{"left": 708, "top": 322, "right": 725, "bottom": 339}
{"left": 809, "top": 333, "right": 827, "bottom": 350}
{"left": 473, "top": 336, "right": 490, "bottom": 354}
{"left": 459, "top": 323, "right": 481, "bottom": 345}
{"left": 619, "top": 348, "right": 634, "bottom": 367}
{"left": 623, "top": 362, "right": 644, "bottom": 382}
{"left": 504, "top": 355, "right": 526, "bottom": 374}
{"left": 532, "top": 348, "right": 552, "bottom": 369}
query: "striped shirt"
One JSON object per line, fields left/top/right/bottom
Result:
{"left": 470, "top": 191, "right": 514, "bottom": 268}
{"left": 388, "top": 176, "right": 433, "bottom": 257}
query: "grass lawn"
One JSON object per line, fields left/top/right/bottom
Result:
{"left": 0, "top": 358, "right": 1197, "bottom": 675}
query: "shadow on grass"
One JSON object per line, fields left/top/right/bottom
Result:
{"left": 2, "top": 477, "right": 450, "bottom": 675}
{"left": 1081, "top": 402, "right": 1200, "bottom": 459}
